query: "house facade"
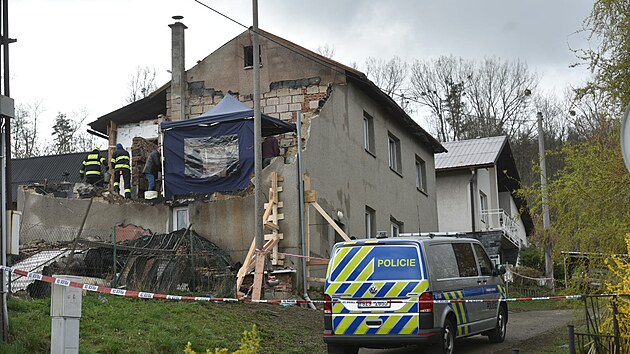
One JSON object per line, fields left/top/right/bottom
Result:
{"left": 435, "top": 136, "right": 533, "bottom": 265}
{"left": 32, "top": 19, "right": 446, "bottom": 285}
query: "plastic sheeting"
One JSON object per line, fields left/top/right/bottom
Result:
{"left": 161, "top": 95, "right": 295, "bottom": 197}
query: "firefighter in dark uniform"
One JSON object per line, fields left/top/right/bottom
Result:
{"left": 80, "top": 147, "right": 106, "bottom": 187}
{"left": 111, "top": 143, "right": 131, "bottom": 198}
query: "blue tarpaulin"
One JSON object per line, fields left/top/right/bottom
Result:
{"left": 161, "top": 95, "right": 296, "bottom": 197}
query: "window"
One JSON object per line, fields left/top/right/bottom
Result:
{"left": 243, "top": 45, "right": 262, "bottom": 67}
{"left": 473, "top": 243, "right": 494, "bottom": 276}
{"left": 184, "top": 135, "right": 239, "bottom": 179}
{"left": 415, "top": 155, "right": 427, "bottom": 192}
{"left": 388, "top": 133, "right": 401, "bottom": 174}
{"left": 365, "top": 206, "right": 375, "bottom": 238}
{"left": 390, "top": 217, "right": 403, "bottom": 237}
{"left": 480, "top": 191, "right": 488, "bottom": 224}
{"left": 172, "top": 206, "right": 189, "bottom": 231}
{"left": 453, "top": 243, "right": 479, "bottom": 277}
{"left": 363, "top": 111, "right": 375, "bottom": 154}
{"left": 426, "top": 244, "right": 459, "bottom": 279}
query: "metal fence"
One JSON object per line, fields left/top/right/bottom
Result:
{"left": 568, "top": 295, "right": 630, "bottom": 354}
{"left": 10, "top": 223, "right": 236, "bottom": 299}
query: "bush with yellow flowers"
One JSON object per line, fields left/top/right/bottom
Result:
{"left": 184, "top": 325, "right": 261, "bottom": 354}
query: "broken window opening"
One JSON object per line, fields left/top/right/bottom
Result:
{"left": 243, "top": 45, "right": 262, "bottom": 68}
{"left": 184, "top": 135, "right": 240, "bottom": 179}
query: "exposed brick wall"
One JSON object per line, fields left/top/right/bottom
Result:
{"left": 169, "top": 79, "right": 332, "bottom": 160}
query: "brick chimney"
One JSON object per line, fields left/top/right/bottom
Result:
{"left": 169, "top": 16, "right": 187, "bottom": 121}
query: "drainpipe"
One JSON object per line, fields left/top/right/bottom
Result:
{"left": 469, "top": 169, "right": 477, "bottom": 232}
{"left": 169, "top": 16, "right": 187, "bottom": 121}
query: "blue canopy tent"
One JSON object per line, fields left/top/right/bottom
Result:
{"left": 161, "top": 94, "right": 296, "bottom": 197}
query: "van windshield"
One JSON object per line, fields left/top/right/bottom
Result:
{"left": 330, "top": 244, "right": 422, "bottom": 282}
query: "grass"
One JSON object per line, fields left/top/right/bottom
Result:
{"left": 0, "top": 292, "right": 326, "bottom": 354}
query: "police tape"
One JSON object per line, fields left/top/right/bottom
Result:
{"left": 2, "top": 266, "right": 625, "bottom": 305}
{"left": 276, "top": 252, "right": 329, "bottom": 262}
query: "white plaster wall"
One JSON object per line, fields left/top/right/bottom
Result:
{"left": 302, "top": 83, "right": 439, "bottom": 249}
{"left": 436, "top": 170, "right": 472, "bottom": 232}
{"left": 116, "top": 120, "right": 159, "bottom": 149}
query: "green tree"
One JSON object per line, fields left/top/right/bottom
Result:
{"left": 575, "top": 0, "right": 630, "bottom": 107}
{"left": 518, "top": 133, "right": 630, "bottom": 256}
{"left": 51, "top": 112, "right": 77, "bottom": 154}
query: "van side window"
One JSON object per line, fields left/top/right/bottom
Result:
{"left": 453, "top": 243, "right": 478, "bottom": 277}
{"left": 427, "top": 244, "right": 459, "bottom": 279}
{"left": 473, "top": 243, "right": 494, "bottom": 276}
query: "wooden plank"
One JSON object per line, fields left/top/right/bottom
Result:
{"left": 304, "top": 190, "right": 318, "bottom": 203}
{"left": 312, "top": 202, "right": 351, "bottom": 241}
{"left": 236, "top": 237, "right": 257, "bottom": 292}
{"left": 264, "top": 222, "right": 280, "bottom": 231}
{"left": 251, "top": 251, "right": 266, "bottom": 300}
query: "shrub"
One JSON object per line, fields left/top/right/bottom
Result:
{"left": 184, "top": 325, "right": 261, "bottom": 354}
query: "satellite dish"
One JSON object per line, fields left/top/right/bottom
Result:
{"left": 622, "top": 103, "right": 630, "bottom": 173}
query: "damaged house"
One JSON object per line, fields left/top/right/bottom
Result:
{"left": 17, "top": 18, "right": 446, "bottom": 294}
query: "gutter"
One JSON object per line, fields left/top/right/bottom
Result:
{"left": 469, "top": 168, "right": 477, "bottom": 232}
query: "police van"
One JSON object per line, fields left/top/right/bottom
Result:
{"left": 323, "top": 234, "right": 507, "bottom": 354}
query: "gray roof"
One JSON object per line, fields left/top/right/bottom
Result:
{"left": 435, "top": 136, "right": 507, "bottom": 170}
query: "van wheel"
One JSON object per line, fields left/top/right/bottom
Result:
{"left": 327, "top": 344, "right": 359, "bottom": 354}
{"left": 487, "top": 305, "right": 507, "bottom": 343}
{"left": 428, "top": 318, "right": 455, "bottom": 354}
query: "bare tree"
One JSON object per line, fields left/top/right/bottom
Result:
{"left": 409, "top": 55, "right": 473, "bottom": 141}
{"left": 364, "top": 56, "right": 411, "bottom": 113}
{"left": 410, "top": 56, "right": 538, "bottom": 142}
{"left": 11, "top": 100, "right": 43, "bottom": 158}
{"left": 127, "top": 66, "right": 157, "bottom": 103}
{"left": 316, "top": 44, "right": 336, "bottom": 59}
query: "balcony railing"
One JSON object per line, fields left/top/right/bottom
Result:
{"left": 480, "top": 209, "right": 521, "bottom": 247}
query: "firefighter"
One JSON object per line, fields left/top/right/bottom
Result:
{"left": 111, "top": 143, "right": 131, "bottom": 198}
{"left": 80, "top": 147, "right": 106, "bottom": 187}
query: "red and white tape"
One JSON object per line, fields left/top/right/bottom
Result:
{"left": 5, "top": 266, "right": 626, "bottom": 305}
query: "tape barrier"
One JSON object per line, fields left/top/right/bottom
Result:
{"left": 3, "top": 266, "right": 626, "bottom": 305}
{"left": 276, "top": 252, "right": 329, "bottom": 262}
{"left": 508, "top": 269, "right": 554, "bottom": 281}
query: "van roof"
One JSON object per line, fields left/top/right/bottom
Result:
{"left": 338, "top": 236, "right": 480, "bottom": 246}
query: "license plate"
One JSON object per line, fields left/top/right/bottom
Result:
{"left": 357, "top": 300, "right": 390, "bottom": 308}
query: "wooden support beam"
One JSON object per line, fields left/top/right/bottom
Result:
{"left": 312, "top": 202, "right": 351, "bottom": 241}
{"left": 251, "top": 250, "right": 266, "bottom": 300}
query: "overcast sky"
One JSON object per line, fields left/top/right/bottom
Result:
{"left": 11, "top": 0, "right": 594, "bottom": 140}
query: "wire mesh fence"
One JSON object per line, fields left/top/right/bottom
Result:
{"left": 11, "top": 224, "right": 237, "bottom": 299}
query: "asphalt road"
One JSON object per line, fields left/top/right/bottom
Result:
{"left": 360, "top": 309, "right": 575, "bottom": 354}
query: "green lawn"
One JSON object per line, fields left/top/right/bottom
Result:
{"left": 1, "top": 293, "right": 326, "bottom": 354}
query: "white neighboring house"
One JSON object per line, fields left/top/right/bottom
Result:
{"left": 435, "top": 136, "right": 533, "bottom": 265}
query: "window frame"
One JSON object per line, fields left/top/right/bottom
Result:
{"left": 365, "top": 206, "right": 376, "bottom": 239}
{"left": 388, "top": 132, "right": 402, "bottom": 174}
{"left": 390, "top": 217, "right": 403, "bottom": 237}
{"left": 415, "top": 155, "right": 427, "bottom": 193}
{"left": 363, "top": 111, "right": 375, "bottom": 155}
{"left": 172, "top": 206, "right": 189, "bottom": 231}
{"left": 479, "top": 191, "right": 488, "bottom": 224}
{"left": 243, "top": 45, "right": 262, "bottom": 68}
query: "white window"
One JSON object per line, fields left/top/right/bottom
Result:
{"left": 388, "top": 133, "right": 401, "bottom": 173}
{"left": 480, "top": 191, "right": 488, "bottom": 224}
{"left": 415, "top": 155, "right": 427, "bottom": 192}
{"left": 173, "top": 206, "right": 189, "bottom": 231}
{"left": 365, "top": 206, "right": 375, "bottom": 238}
{"left": 390, "top": 217, "right": 403, "bottom": 237}
{"left": 363, "top": 111, "right": 375, "bottom": 154}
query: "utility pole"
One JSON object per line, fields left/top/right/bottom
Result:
{"left": 537, "top": 111, "right": 554, "bottom": 292}
{"left": 0, "top": 0, "right": 16, "bottom": 341}
{"left": 252, "top": 0, "right": 263, "bottom": 250}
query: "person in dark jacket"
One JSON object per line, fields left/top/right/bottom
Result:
{"left": 111, "top": 143, "right": 131, "bottom": 198}
{"left": 262, "top": 136, "right": 280, "bottom": 168}
{"left": 80, "top": 147, "right": 106, "bottom": 187}
{"left": 142, "top": 148, "right": 161, "bottom": 192}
